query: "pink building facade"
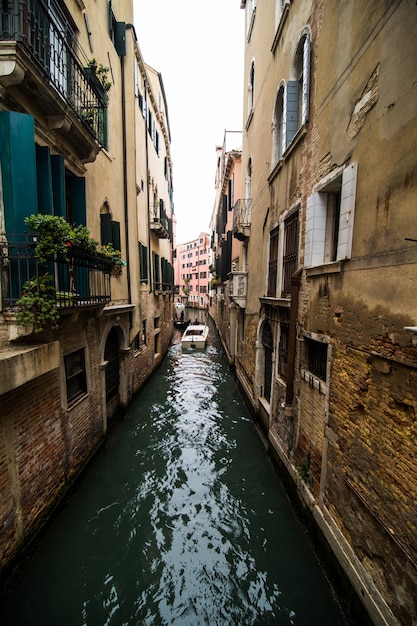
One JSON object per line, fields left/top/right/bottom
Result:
{"left": 174, "top": 233, "right": 211, "bottom": 308}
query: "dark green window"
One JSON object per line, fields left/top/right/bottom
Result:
{"left": 139, "top": 242, "right": 148, "bottom": 283}
{"left": 65, "top": 349, "right": 87, "bottom": 403}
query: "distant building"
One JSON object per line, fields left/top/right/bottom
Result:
{"left": 209, "top": 132, "right": 243, "bottom": 359}
{"left": 174, "top": 234, "right": 211, "bottom": 308}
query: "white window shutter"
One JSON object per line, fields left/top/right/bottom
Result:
{"left": 305, "top": 192, "right": 327, "bottom": 267}
{"left": 337, "top": 162, "right": 358, "bottom": 261}
{"left": 302, "top": 34, "right": 311, "bottom": 124}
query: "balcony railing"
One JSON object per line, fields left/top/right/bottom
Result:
{"left": 153, "top": 282, "right": 173, "bottom": 295}
{"left": 228, "top": 270, "right": 247, "bottom": 308}
{"left": 150, "top": 204, "right": 170, "bottom": 239}
{"left": 0, "top": 0, "right": 108, "bottom": 146}
{"left": 232, "top": 199, "right": 251, "bottom": 241}
{"left": 1, "top": 237, "right": 112, "bottom": 310}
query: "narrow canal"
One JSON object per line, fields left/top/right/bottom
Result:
{"left": 1, "top": 320, "right": 352, "bottom": 625}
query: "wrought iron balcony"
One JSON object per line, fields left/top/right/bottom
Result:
{"left": 228, "top": 270, "right": 247, "bottom": 308}
{"left": 150, "top": 204, "right": 170, "bottom": 239}
{"left": 232, "top": 199, "right": 251, "bottom": 241}
{"left": 1, "top": 236, "right": 112, "bottom": 312}
{"left": 0, "top": 0, "right": 108, "bottom": 160}
{"left": 153, "top": 282, "right": 173, "bottom": 295}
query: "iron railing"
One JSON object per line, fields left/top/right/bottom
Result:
{"left": 232, "top": 198, "right": 252, "bottom": 230}
{"left": 1, "top": 237, "right": 112, "bottom": 309}
{"left": 153, "top": 282, "right": 173, "bottom": 295}
{"left": 0, "top": 0, "right": 108, "bottom": 144}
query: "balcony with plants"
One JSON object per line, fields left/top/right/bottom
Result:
{"left": 232, "top": 199, "right": 251, "bottom": 241}
{"left": 0, "top": 0, "right": 110, "bottom": 160}
{"left": 1, "top": 215, "right": 124, "bottom": 335}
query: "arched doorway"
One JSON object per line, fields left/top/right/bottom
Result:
{"left": 262, "top": 321, "right": 273, "bottom": 403}
{"left": 104, "top": 327, "right": 120, "bottom": 416}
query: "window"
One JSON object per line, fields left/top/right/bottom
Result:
{"left": 282, "top": 208, "right": 299, "bottom": 296}
{"left": 100, "top": 213, "right": 120, "bottom": 251}
{"left": 305, "top": 163, "right": 358, "bottom": 267}
{"left": 65, "top": 349, "right": 87, "bottom": 403}
{"left": 275, "top": 0, "right": 291, "bottom": 32}
{"left": 272, "top": 83, "right": 286, "bottom": 166}
{"left": 246, "top": 157, "right": 252, "bottom": 203}
{"left": 139, "top": 242, "right": 148, "bottom": 283}
{"left": 267, "top": 227, "right": 279, "bottom": 297}
{"left": 289, "top": 31, "right": 311, "bottom": 133}
{"left": 305, "top": 338, "right": 328, "bottom": 382}
{"left": 152, "top": 251, "right": 160, "bottom": 286}
{"left": 248, "top": 61, "right": 255, "bottom": 115}
{"left": 247, "top": 0, "right": 257, "bottom": 37}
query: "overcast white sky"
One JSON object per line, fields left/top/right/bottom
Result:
{"left": 133, "top": 1, "right": 245, "bottom": 244}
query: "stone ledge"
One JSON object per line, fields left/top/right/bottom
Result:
{"left": 0, "top": 341, "right": 60, "bottom": 394}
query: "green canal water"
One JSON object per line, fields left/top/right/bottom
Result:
{"left": 1, "top": 322, "right": 353, "bottom": 625}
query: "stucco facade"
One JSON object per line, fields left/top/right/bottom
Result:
{"left": 210, "top": 1, "right": 417, "bottom": 624}
{"left": 0, "top": 0, "right": 174, "bottom": 581}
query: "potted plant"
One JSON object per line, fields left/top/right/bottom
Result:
{"left": 16, "top": 273, "right": 60, "bottom": 333}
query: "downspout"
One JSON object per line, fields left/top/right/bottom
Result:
{"left": 144, "top": 79, "right": 152, "bottom": 294}
{"left": 121, "top": 54, "right": 132, "bottom": 315}
{"left": 285, "top": 267, "right": 303, "bottom": 417}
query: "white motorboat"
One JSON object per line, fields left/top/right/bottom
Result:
{"left": 180, "top": 324, "right": 209, "bottom": 349}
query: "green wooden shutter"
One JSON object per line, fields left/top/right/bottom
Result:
{"left": 111, "top": 220, "right": 121, "bottom": 251}
{"left": 51, "top": 155, "right": 66, "bottom": 217}
{"left": 101, "top": 213, "right": 112, "bottom": 244}
{"left": 35, "top": 145, "right": 53, "bottom": 215}
{"left": 70, "top": 177, "right": 87, "bottom": 226}
{"left": 0, "top": 111, "right": 37, "bottom": 235}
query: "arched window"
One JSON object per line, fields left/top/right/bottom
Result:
{"left": 272, "top": 82, "right": 286, "bottom": 166}
{"left": 287, "top": 30, "right": 311, "bottom": 141}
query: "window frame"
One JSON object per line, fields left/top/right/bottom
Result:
{"left": 64, "top": 348, "right": 87, "bottom": 405}
{"left": 305, "top": 163, "right": 358, "bottom": 268}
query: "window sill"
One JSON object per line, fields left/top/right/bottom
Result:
{"left": 301, "top": 369, "right": 327, "bottom": 395}
{"left": 66, "top": 392, "right": 89, "bottom": 411}
{"left": 271, "top": 3, "right": 290, "bottom": 53}
{"left": 305, "top": 261, "right": 342, "bottom": 277}
{"left": 260, "top": 296, "right": 291, "bottom": 308}
{"left": 268, "top": 124, "right": 307, "bottom": 185}
{"left": 245, "top": 108, "right": 254, "bottom": 131}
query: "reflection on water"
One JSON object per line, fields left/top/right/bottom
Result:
{"left": 0, "top": 322, "right": 350, "bottom": 625}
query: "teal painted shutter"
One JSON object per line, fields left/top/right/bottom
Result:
{"left": 35, "top": 145, "right": 53, "bottom": 215}
{"left": 111, "top": 220, "right": 121, "bottom": 251}
{"left": 51, "top": 155, "right": 66, "bottom": 217}
{"left": 70, "top": 176, "right": 87, "bottom": 226}
{"left": 286, "top": 81, "right": 299, "bottom": 144}
{"left": 0, "top": 111, "right": 37, "bottom": 235}
{"left": 115, "top": 22, "right": 126, "bottom": 56}
{"left": 101, "top": 213, "right": 112, "bottom": 244}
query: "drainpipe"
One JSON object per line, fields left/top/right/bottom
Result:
{"left": 285, "top": 268, "right": 303, "bottom": 416}
{"left": 143, "top": 79, "right": 152, "bottom": 294}
{"left": 121, "top": 54, "right": 132, "bottom": 317}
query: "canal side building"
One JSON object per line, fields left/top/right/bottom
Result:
{"left": 218, "top": 1, "right": 416, "bottom": 625}
{"left": 174, "top": 233, "right": 211, "bottom": 309}
{"left": 0, "top": 0, "right": 174, "bottom": 580}
{"left": 209, "top": 132, "right": 244, "bottom": 362}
